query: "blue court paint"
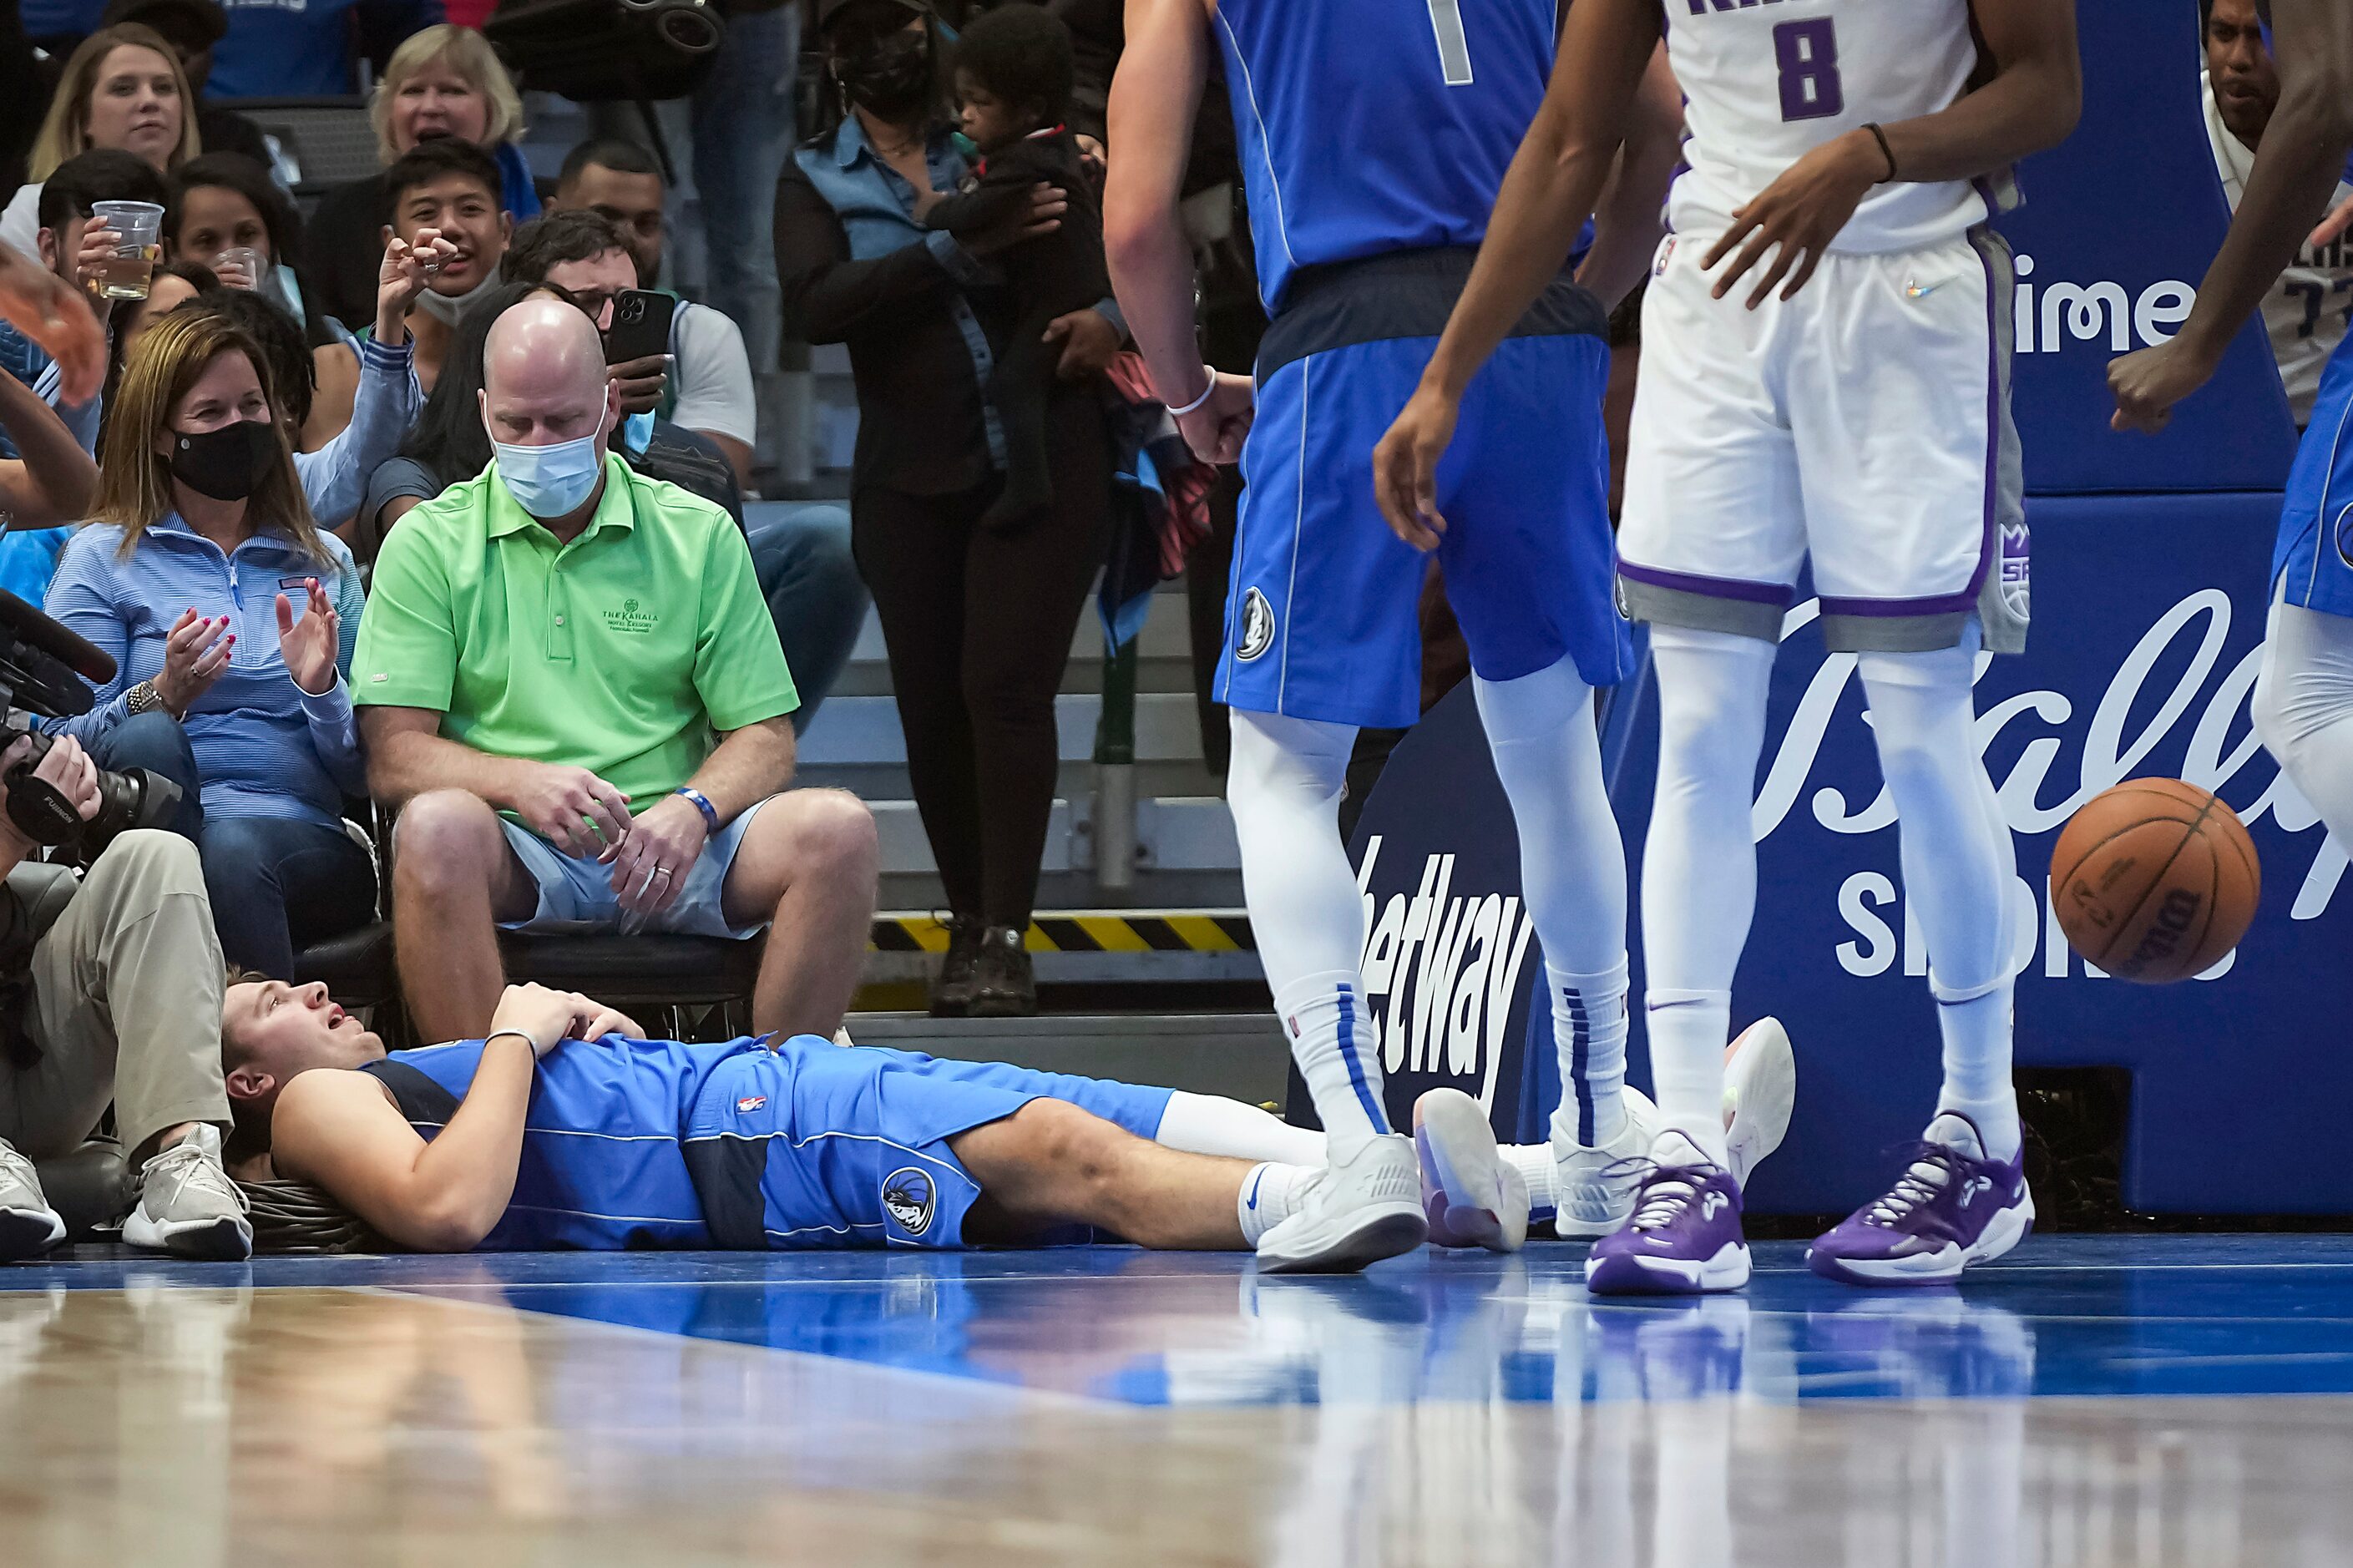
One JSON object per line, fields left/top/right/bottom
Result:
{"left": 17, "top": 1236, "right": 2353, "bottom": 1408}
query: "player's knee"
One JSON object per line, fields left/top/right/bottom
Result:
{"left": 1230, "top": 711, "right": 1352, "bottom": 806}
{"left": 1017, "top": 1099, "right": 1131, "bottom": 1206}
{"left": 392, "top": 791, "right": 503, "bottom": 897}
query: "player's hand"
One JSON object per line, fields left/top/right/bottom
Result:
{"left": 155, "top": 608, "right": 235, "bottom": 717}
{"left": 608, "top": 793, "right": 708, "bottom": 918}
{"left": 1703, "top": 129, "right": 1883, "bottom": 309}
{"left": 490, "top": 983, "right": 646, "bottom": 1057}
{"left": 1173, "top": 371, "right": 1254, "bottom": 465}
{"left": 0, "top": 240, "right": 105, "bottom": 404}
{"left": 964, "top": 183, "right": 1067, "bottom": 255}
{"left": 608, "top": 352, "right": 670, "bottom": 417}
{"left": 1044, "top": 307, "right": 1121, "bottom": 381}
{"left": 507, "top": 762, "right": 633, "bottom": 860}
{"left": 2108, "top": 334, "right": 2223, "bottom": 435}
{"left": 1372, "top": 382, "right": 1460, "bottom": 552}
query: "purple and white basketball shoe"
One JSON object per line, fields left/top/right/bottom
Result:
{"left": 1583, "top": 1131, "right": 1752, "bottom": 1297}
{"left": 1807, "top": 1113, "right": 2035, "bottom": 1287}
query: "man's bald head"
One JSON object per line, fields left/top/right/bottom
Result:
{"left": 480, "top": 297, "right": 615, "bottom": 453}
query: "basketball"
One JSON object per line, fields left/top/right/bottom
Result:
{"left": 2049, "top": 778, "right": 2262, "bottom": 984}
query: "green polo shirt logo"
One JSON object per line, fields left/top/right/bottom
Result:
{"left": 352, "top": 454, "right": 797, "bottom": 810}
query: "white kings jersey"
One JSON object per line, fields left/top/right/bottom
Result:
{"left": 1662, "top": 0, "right": 2016, "bottom": 254}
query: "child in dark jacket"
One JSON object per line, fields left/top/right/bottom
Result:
{"left": 922, "top": 5, "right": 1111, "bottom": 531}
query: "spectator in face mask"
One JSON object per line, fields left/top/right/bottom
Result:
{"left": 40, "top": 307, "right": 376, "bottom": 980}
{"left": 351, "top": 297, "right": 878, "bottom": 1050}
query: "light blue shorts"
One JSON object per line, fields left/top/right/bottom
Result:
{"left": 498, "top": 796, "right": 772, "bottom": 938}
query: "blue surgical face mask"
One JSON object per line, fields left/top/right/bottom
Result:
{"left": 620, "top": 408, "right": 655, "bottom": 458}
{"left": 488, "top": 428, "right": 604, "bottom": 518}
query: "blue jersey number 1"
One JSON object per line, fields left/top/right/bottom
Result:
{"left": 1427, "top": 0, "right": 1474, "bottom": 85}
{"left": 1773, "top": 18, "right": 1844, "bottom": 121}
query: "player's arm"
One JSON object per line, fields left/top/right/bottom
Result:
{"left": 1706, "top": 0, "right": 2081, "bottom": 307}
{"left": 1104, "top": 0, "right": 1253, "bottom": 463}
{"left": 272, "top": 985, "right": 637, "bottom": 1252}
{"left": 2112, "top": 0, "right": 2353, "bottom": 432}
{"left": 1371, "top": 0, "right": 1661, "bottom": 545}
{"left": 1576, "top": 43, "right": 1684, "bottom": 312}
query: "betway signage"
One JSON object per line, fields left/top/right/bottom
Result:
{"left": 1348, "top": 492, "right": 2352, "bottom": 1214}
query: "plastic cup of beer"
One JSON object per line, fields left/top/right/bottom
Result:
{"left": 210, "top": 245, "right": 268, "bottom": 291}
{"left": 90, "top": 200, "right": 164, "bottom": 301}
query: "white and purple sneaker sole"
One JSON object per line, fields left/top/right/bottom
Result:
{"left": 1806, "top": 1193, "right": 2037, "bottom": 1287}
{"left": 1586, "top": 1239, "right": 1753, "bottom": 1297}
{"left": 1413, "top": 1090, "right": 1529, "bottom": 1254}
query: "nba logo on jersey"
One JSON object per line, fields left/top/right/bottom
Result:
{"left": 1237, "top": 589, "right": 1276, "bottom": 662}
{"left": 883, "top": 1168, "right": 936, "bottom": 1236}
{"left": 736, "top": 1095, "right": 767, "bottom": 1113}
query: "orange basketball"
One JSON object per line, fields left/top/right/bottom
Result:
{"left": 2049, "top": 778, "right": 2261, "bottom": 984}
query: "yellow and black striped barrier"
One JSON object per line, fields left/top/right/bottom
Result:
{"left": 870, "top": 912, "right": 1255, "bottom": 954}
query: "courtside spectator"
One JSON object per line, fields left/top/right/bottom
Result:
{"left": 780, "top": 0, "right": 1119, "bottom": 1016}
{"left": 0, "top": 24, "right": 200, "bottom": 255}
{"left": 306, "top": 25, "right": 540, "bottom": 331}
{"left": 305, "top": 139, "right": 505, "bottom": 446}
{"left": 96, "top": 0, "right": 273, "bottom": 172}
{"left": 506, "top": 205, "right": 757, "bottom": 483}
{"left": 167, "top": 153, "right": 348, "bottom": 357}
{"left": 2203, "top": 0, "right": 2353, "bottom": 427}
{"left": 43, "top": 309, "right": 375, "bottom": 979}
{"left": 352, "top": 297, "right": 876, "bottom": 1045}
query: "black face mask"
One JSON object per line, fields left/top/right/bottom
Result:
{"left": 169, "top": 419, "right": 277, "bottom": 502}
{"left": 836, "top": 29, "right": 934, "bottom": 119}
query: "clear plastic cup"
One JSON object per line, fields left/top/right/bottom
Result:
{"left": 210, "top": 246, "right": 269, "bottom": 291}
{"left": 89, "top": 200, "right": 164, "bottom": 301}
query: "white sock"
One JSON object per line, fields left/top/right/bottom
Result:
{"left": 1237, "top": 1161, "right": 1308, "bottom": 1246}
{"left": 2254, "top": 595, "right": 2353, "bottom": 846}
{"left": 1228, "top": 711, "right": 1392, "bottom": 1153}
{"left": 1500, "top": 1142, "right": 1556, "bottom": 1212}
{"left": 1156, "top": 1090, "right": 1328, "bottom": 1164}
{"left": 1640, "top": 628, "right": 1776, "bottom": 1169}
{"left": 1473, "top": 658, "right": 1632, "bottom": 1155}
{"left": 1860, "top": 640, "right": 2022, "bottom": 1163}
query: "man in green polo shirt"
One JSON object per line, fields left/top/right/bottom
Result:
{"left": 352, "top": 298, "right": 879, "bottom": 1044}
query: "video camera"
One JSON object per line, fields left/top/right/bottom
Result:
{"left": 0, "top": 590, "right": 180, "bottom": 859}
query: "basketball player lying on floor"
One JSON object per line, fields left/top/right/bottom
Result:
{"left": 219, "top": 980, "right": 1793, "bottom": 1261}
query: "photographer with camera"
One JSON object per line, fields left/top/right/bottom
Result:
{"left": 42, "top": 309, "right": 373, "bottom": 982}
{"left": 0, "top": 727, "right": 247, "bottom": 1262}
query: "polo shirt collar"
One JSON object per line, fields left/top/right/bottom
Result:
{"left": 483, "top": 452, "right": 638, "bottom": 542}
{"left": 149, "top": 510, "right": 302, "bottom": 558}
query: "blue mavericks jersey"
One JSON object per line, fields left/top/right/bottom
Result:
{"left": 363, "top": 1036, "right": 769, "bottom": 1250}
{"left": 1214, "top": 0, "right": 1558, "bottom": 311}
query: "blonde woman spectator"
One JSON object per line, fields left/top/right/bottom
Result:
{"left": 0, "top": 24, "right": 200, "bottom": 255}
{"left": 304, "top": 25, "right": 542, "bottom": 331}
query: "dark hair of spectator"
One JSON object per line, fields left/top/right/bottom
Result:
{"left": 170, "top": 152, "right": 306, "bottom": 271}
{"left": 557, "top": 136, "right": 661, "bottom": 191}
{"left": 189, "top": 286, "right": 316, "bottom": 432}
{"left": 395, "top": 279, "right": 539, "bottom": 490}
{"left": 949, "top": 4, "right": 1075, "bottom": 128}
{"left": 37, "top": 147, "right": 170, "bottom": 232}
{"left": 504, "top": 208, "right": 630, "bottom": 286}
{"left": 383, "top": 138, "right": 503, "bottom": 210}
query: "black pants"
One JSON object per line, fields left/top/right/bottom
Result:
{"left": 853, "top": 396, "right": 1110, "bottom": 928}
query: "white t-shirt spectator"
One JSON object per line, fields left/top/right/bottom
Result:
{"left": 670, "top": 300, "right": 756, "bottom": 451}
{"left": 2205, "top": 68, "right": 2353, "bottom": 426}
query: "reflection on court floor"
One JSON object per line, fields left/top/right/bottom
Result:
{"left": 1, "top": 1237, "right": 2350, "bottom": 1564}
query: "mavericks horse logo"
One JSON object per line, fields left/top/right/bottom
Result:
{"left": 1237, "top": 587, "right": 1276, "bottom": 662}
{"left": 883, "top": 1167, "right": 936, "bottom": 1236}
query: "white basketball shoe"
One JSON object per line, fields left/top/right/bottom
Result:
{"left": 1411, "top": 1087, "right": 1530, "bottom": 1253}
{"left": 1256, "top": 1133, "right": 1427, "bottom": 1274}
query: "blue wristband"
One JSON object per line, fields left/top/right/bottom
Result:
{"left": 675, "top": 787, "right": 721, "bottom": 836}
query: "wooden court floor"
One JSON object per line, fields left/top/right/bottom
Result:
{"left": 3, "top": 1237, "right": 2351, "bottom": 1566}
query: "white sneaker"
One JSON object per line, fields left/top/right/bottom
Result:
{"left": 0, "top": 1140, "right": 63, "bottom": 1262}
{"left": 1411, "top": 1089, "right": 1529, "bottom": 1253}
{"left": 1256, "top": 1133, "right": 1426, "bottom": 1274}
{"left": 1553, "top": 1086, "right": 1659, "bottom": 1237}
{"left": 122, "top": 1125, "right": 251, "bottom": 1261}
{"left": 1723, "top": 1016, "right": 1797, "bottom": 1189}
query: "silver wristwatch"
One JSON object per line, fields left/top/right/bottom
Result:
{"left": 126, "top": 680, "right": 166, "bottom": 717}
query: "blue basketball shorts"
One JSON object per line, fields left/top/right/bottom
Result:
{"left": 1215, "top": 254, "right": 1632, "bottom": 731}
{"left": 2277, "top": 336, "right": 2353, "bottom": 618}
{"left": 684, "top": 1038, "right": 1175, "bottom": 1250}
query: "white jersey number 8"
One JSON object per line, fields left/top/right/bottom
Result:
{"left": 1427, "top": 0, "right": 1474, "bottom": 86}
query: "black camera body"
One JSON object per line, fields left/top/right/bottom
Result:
{"left": 0, "top": 590, "right": 181, "bottom": 861}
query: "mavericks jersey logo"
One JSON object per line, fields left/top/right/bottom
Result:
{"left": 1237, "top": 587, "right": 1276, "bottom": 662}
{"left": 883, "top": 1167, "right": 936, "bottom": 1236}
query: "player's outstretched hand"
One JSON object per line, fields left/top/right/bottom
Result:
{"left": 1703, "top": 130, "right": 1882, "bottom": 309}
{"left": 1175, "top": 372, "right": 1255, "bottom": 465}
{"left": 2108, "top": 336, "right": 2219, "bottom": 435}
{"left": 1372, "top": 383, "right": 1458, "bottom": 552}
